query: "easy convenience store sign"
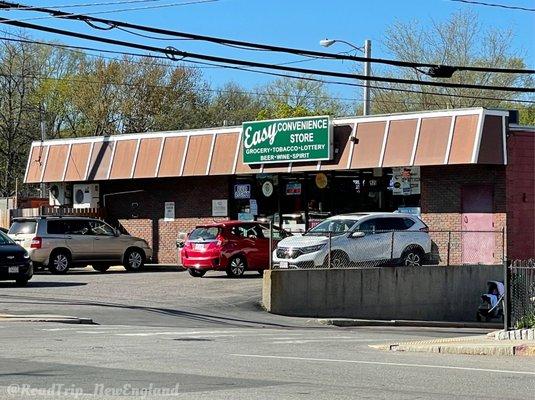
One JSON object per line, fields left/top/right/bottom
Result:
{"left": 242, "top": 116, "right": 332, "bottom": 164}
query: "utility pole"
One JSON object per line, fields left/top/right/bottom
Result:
{"left": 39, "top": 104, "right": 46, "bottom": 199}
{"left": 363, "top": 39, "right": 371, "bottom": 116}
{"left": 319, "top": 38, "right": 372, "bottom": 116}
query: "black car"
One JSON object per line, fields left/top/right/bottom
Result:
{"left": 0, "top": 229, "right": 32, "bottom": 286}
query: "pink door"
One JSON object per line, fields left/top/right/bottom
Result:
{"left": 461, "top": 185, "right": 495, "bottom": 264}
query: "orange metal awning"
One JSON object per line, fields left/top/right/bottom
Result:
{"left": 24, "top": 108, "right": 509, "bottom": 184}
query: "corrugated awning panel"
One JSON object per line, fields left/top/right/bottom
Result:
{"left": 25, "top": 145, "right": 48, "bottom": 183}
{"left": 182, "top": 134, "right": 213, "bottom": 176}
{"left": 158, "top": 136, "right": 187, "bottom": 177}
{"left": 209, "top": 133, "right": 239, "bottom": 175}
{"left": 87, "top": 141, "right": 114, "bottom": 181}
{"left": 65, "top": 143, "right": 91, "bottom": 181}
{"left": 133, "top": 137, "right": 162, "bottom": 179}
{"left": 42, "top": 145, "right": 69, "bottom": 182}
{"left": 109, "top": 139, "right": 137, "bottom": 180}
{"left": 24, "top": 108, "right": 509, "bottom": 184}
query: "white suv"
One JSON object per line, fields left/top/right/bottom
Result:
{"left": 273, "top": 213, "right": 431, "bottom": 269}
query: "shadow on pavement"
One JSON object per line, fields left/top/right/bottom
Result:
{"left": 34, "top": 265, "right": 184, "bottom": 275}
{"left": 0, "top": 292, "right": 296, "bottom": 329}
{"left": 0, "top": 282, "right": 87, "bottom": 288}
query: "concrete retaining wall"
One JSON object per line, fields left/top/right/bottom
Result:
{"left": 263, "top": 265, "right": 503, "bottom": 322}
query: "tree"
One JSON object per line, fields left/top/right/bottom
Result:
{"left": 256, "top": 76, "right": 348, "bottom": 120}
{"left": 206, "top": 82, "right": 263, "bottom": 127}
{"left": 372, "top": 10, "right": 533, "bottom": 114}
{"left": 0, "top": 41, "right": 41, "bottom": 197}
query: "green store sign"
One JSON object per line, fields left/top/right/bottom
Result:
{"left": 242, "top": 116, "right": 332, "bottom": 164}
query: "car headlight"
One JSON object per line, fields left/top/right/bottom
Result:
{"left": 23, "top": 252, "right": 30, "bottom": 259}
{"left": 300, "top": 244, "right": 326, "bottom": 254}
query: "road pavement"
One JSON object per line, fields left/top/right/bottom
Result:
{"left": 0, "top": 267, "right": 534, "bottom": 399}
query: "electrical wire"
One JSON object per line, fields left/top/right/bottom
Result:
{"left": 447, "top": 0, "right": 535, "bottom": 12}
{"left": 0, "top": 17, "right": 533, "bottom": 93}
{"left": 0, "top": 0, "right": 167, "bottom": 11}
{"left": 0, "top": 0, "right": 533, "bottom": 75}
{"left": 0, "top": 0, "right": 219, "bottom": 23}
{"left": 1, "top": 33, "right": 533, "bottom": 104}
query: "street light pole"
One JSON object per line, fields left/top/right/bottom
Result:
{"left": 363, "top": 39, "right": 371, "bottom": 116}
{"left": 319, "top": 38, "right": 372, "bottom": 116}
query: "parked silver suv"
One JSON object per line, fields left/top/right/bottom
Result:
{"left": 8, "top": 216, "right": 152, "bottom": 274}
{"left": 273, "top": 212, "right": 431, "bottom": 269}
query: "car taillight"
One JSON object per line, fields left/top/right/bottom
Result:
{"left": 216, "top": 235, "right": 227, "bottom": 247}
{"left": 30, "top": 237, "right": 42, "bottom": 249}
{"left": 419, "top": 227, "right": 429, "bottom": 232}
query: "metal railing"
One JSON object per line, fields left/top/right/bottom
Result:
{"left": 505, "top": 259, "right": 535, "bottom": 330}
{"left": 271, "top": 229, "right": 505, "bottom": 269}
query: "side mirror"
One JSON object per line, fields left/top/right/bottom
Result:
{"left": 176, "top": 239, "right": 185, "bottom": 249}
{"left": 350, "top": 231, "right": 365, "bottom": 239}
{"left": 114, "top": 229, "right": 120, "bottom": 237}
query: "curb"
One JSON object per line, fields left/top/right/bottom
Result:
{"left": 317, "top": 318, "right": 501, "bottom": 329}
{"left": 0, "top": 314, "right": 94, "bottom": 324}
{"left": 370, "top": 335, "right": 535, "bottom": 356}
{"left": 371, "top": 343, "right": 535, "bottom": 356}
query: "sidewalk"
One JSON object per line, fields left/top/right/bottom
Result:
{"left": 371, "top": 334, "right": 535, "bottom": 356}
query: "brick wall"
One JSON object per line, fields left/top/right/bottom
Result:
{"left": 420, "top": 165, "right": 506, "bottom": 265}
{"left": 100, "top": 176, "right": 230, "bottom": 263}
{"left": 506, "top": 130, "right": 535, "bottom": 259}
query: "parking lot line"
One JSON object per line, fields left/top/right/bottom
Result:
{"left": 231, "top": 354, "right": 535, "bottom": 376}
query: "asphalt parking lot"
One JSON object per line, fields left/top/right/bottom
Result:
{"left": 1, "top": 267, "right": 534, "bottom": 399}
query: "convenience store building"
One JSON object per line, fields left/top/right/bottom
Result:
{"left": 23, "top": 107, "right": 535, "bottom": 263}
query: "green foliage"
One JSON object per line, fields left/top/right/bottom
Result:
{"left": 373, "top": 10, "right": 533, "bottom": 114}
{"left": 515, "top": 312, "right": 535, "bottom": 329}
{"left": 256, "top": 76, "right": 348, "bottom": 120}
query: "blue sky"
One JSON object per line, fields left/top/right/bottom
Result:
{"left": 2, "top": 0, "right": 534, "bottom": 103}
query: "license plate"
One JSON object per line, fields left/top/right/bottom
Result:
{"left": 194, "top": 243, "right": 205, "bottom": 251}
{"left": 279, "top": 261, "right": 289, "bottom": 269}
{"left": 8, "top": 266, "right": 19, "bottom": 274}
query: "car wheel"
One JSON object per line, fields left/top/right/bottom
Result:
{"left": 14, "top": 277, "right": 29, "bottom": 287}
{"left": 226, "top": 256, "right": 246, "bottom": 278}
{"left": 49, "top": 250, "right": 71, "bottom": 274}
{"left": 93, "top": 265, "right": 110, "bottom": 273}
{"left": 400, "top": 247, "right": 424, "bottom": 267}
{"left": 123, "top": 248, "right": 145, "bottom": 272}
{"left": 188, "top": 269, "right": 206, "bottom": 278}
{"left": 329, "top": 251, "right": 350, "bottom": 269}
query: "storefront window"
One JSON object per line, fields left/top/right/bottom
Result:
{"left": 230, "top": 168, "right": 421, "bottom": 230}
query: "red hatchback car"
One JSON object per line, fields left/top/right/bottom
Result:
{"left": 180, "top": 221, "right": 290, "bottom": 278}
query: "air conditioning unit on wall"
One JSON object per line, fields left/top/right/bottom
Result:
{"left": 49, "top": 183, "right": 72, "bottom": 206}
{"left": 73, "top": 184, "right": 100, "bottom": 209}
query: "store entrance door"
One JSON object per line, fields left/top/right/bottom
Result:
{"left": 461, "top": 185, "right": 495, "bottom": 264}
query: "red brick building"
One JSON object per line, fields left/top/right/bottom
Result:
{"left": 23, "top": 108, "right": 534, "bottom": 264}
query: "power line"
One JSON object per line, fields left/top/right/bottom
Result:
{"left": 447, "top": 0, "right": 535, "bottom": 12}
{"left": 1, "top": 0, "right": 533, "bottom": 75}
{"left": 0, "top": 28, "right": 218, "bottom": 67}
{"left": 0, "top": 0, "right": 168, "bottom": 11}
{"left": 2, "top": 69, "right": 530, "bottom": 108}
{"left": 1, "top": 33, "right": 533, "bottom": 104}
{"left": 0, "top": 0, "right": 219, "bottom": 21}
{"left": 1, "top": 17, "right": 533, "bottom": 93}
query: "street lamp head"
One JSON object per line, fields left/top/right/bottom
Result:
{"left": 319, "top": 39, "right": 336, "bottom": 48}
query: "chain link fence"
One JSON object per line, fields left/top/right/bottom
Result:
{"left": 506, "top": 259, "right": 535, "bottom": 330}
{"left": 272, "top": 229, "right": 505, "bottom": 269}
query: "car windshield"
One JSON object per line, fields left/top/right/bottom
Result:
{"left": 0, "top": 230, "right": 14, "bottom": 245}
{"left": 188, "top": 227, "right": 220, "bottom": 241}
{"left": 8, "top": 220, "right": 37, "bottom": 235}
{"left": 305, "top": 219, "right": 359, "bottom": 236}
